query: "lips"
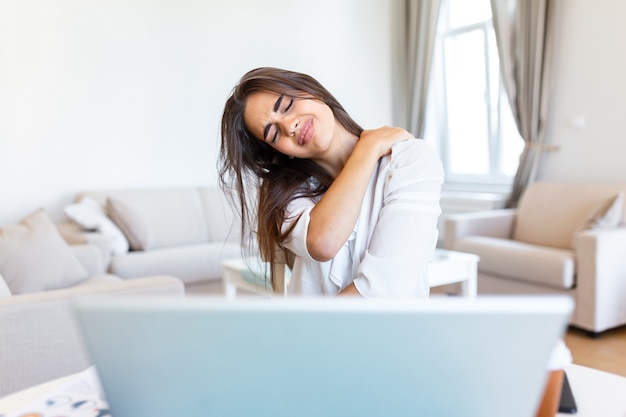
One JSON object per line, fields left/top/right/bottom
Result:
{"left": 298, "top": 119, "right": 314, "bottom": 146}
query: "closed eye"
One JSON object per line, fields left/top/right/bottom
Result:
{"left": 284, "top": 97, "right": 293, "bottom": 112}
{"left": 264, "top": 96, "right": 293, "bottom": 144}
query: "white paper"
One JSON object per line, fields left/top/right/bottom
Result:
{"left": 3, "top": 367, "right": 110, "bottom": 417}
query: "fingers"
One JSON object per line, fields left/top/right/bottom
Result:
{"left": 359, "top": 126, "right": 413, "bottom": 157}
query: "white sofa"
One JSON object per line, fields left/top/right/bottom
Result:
{"left": 61, "top": 186, "right": 243, "bottom": 290}
{"left": 0, "top": 209, "right": 185, "bottom": 396}
{"left": 445, "top": 182, "right": 626, "bottom": 335}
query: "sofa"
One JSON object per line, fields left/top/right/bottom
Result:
{"left": 445, "top": 181, "right": 626, "bottom": 335}
{"left": 0, "top": 209, "right": 185, "bottom": 396}
{"left": 60, "top": 186, "right": 243, "bottom": 291}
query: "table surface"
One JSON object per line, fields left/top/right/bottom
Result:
{"left": 432, "top": 248, "right": 480, "bottom": 262}
{"left": 2, "top": 364, "right": 625, "bottom": 417}
{"left": 223, "top": 248, "right": 481, "bottom": 297}
{"left": 557, "top": 364, "right": 626, "bottom": 417}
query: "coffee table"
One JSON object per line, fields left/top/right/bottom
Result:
{"left": 428, "top": 249, "right": 479, "bottom": 297}
{"left": 222, "top": 248, "right": 479, "bottom": 298}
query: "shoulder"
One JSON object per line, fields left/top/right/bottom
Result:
{"left": 386, "top": 138, "right": 444, "bottom": 176}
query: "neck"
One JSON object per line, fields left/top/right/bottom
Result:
{"left": 312, "top": 128, "right": 359, "bottom": 179}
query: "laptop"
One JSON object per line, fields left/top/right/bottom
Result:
{"left": 73, "top": 295, "right": 573, "bottom": 417}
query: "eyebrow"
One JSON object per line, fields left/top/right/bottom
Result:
{"left": 263, "top": 95, "right": 285, "bottom": 140}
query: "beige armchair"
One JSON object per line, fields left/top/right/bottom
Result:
{"left": 444, "top": 182, "right": 626, "bottom": 336}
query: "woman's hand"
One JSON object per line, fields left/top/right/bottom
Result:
{"left": 358, "top": 126, "right": 413, "bottom": 158}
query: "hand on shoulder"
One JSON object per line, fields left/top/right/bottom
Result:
{"left": 358, "top": 126, "right": 413, "bottom": 158}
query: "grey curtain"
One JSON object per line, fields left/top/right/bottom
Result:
{"left": 490, "top": 0, "right": 559, "bottom": 207}
{"left": 404, "top": 0, "right": 442, "bottom": 138}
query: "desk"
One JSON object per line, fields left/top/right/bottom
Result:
{"left": 557, "top": 365, "right": 626, "bottom": 417}
{"left": 222, "top": 248, "right": 480, "bottom": 298}
{"left": 1, "top": 365, "right": 625, "bottom": 416}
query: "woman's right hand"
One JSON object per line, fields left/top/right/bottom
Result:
{"left": 358, "top": 126, "right": 413, "bottom": 158}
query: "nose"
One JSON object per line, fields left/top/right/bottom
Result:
{"left": 279, "top": 117, "right": 299, "bottom": 136}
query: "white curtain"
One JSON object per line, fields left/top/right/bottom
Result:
{"left": 490, "top": 0, "right": 560, "bottom": 207}
{"left": 404, "top": 0, "right": 442, "bottom": 139}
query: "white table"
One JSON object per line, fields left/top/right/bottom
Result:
{"left": 2, "top": 365, "right": 624, "bottom": 416}
{"left": 428, "top": 249, "right": 479, "bottom": 297}
{"left": 557, "top": 365, "right": 626, "bottom": 417}
{"left": 222, "top": 248, "right": 479, "bottom": 299}
{"left": 221, "top": 257, "right": 283, "bottom": 298}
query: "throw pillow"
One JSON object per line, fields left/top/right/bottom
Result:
{"left": 583, "top": 192, "right": 623, "bottom": 229}
{"left": 0, "top": 209, "right": 89, "bottom": 294}
{"left": 106, "top": 197, "right": 148, "bottom": 251}
{"left": 0, "top": 272, "right": 11, "bottom": 297}
{"left": 572, "top": 192, "right": 624, "bottom": 247}
{"left": 64, "top": 197, "right": 130, "bottom": 255}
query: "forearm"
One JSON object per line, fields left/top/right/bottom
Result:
{"left": 307, "top": 143, "right": 380, "bottom": 261}
{"left": 305, "top": 126, "right": 412, "bottom": 262}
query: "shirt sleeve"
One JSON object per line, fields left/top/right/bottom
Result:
{"left": 353, "top": 139, "right": 444, "bottom": 297}
{"left": 281, "top": 195, "right": 317, "bottom": 261}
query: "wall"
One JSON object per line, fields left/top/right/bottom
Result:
{"left": 539, "top": 0, "right": 626, "bottom": 183}
{"left": 3, "top": 0, "right": 625, "bottom": 228}
{"left": 0, "top": 0, "right": 399, "bottom": 226}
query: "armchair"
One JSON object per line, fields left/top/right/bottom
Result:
{"left": 444, "top": 182, "right": 626, "bottom": 335}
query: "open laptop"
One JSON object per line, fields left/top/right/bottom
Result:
{"left": 73, "top": 295, "right": 573, "bottom": 417}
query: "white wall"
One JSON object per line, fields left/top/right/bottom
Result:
{"left": 540, "top": 0, "right": 626, "bottom": 182}
{"left": 0, "top": 0, "right": 398, "bottom": 225}
{"left": 4, "top": 0, "right": 625, "bottom": 228}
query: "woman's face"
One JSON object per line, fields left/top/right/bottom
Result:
{"left": 243, "top": 91, "right": 337, "bottom": 160}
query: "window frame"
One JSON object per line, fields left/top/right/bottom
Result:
{"left": 428, "top": 1, "right": 522, "bottom": 193}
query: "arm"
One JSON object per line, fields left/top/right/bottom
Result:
{"left": 575, "top": 227, "right": 626, "bottom": 332}
{"left": 353, "top": 140, "right": 444, "bottom": 297}
{"left": 307, "top": 126, "right": 411, "bottom": 261}
{"left": 338, "top": 282, "right": 360, "bottom": 296}
{"left": 444, "top": 209, "right": 517, "bottom": 250}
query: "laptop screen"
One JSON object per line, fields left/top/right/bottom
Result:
{"left": 74, "top": 296, "right": 572, "bottom": 417}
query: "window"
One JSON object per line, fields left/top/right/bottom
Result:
{"left": 425, "top": 0, "right": 524, "bottom": 190}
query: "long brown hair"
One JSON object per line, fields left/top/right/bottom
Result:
{"left": 218, "top": 67, "right": 363, "bottom": 289}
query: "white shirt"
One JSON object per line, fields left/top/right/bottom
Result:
{"left": 282, "top": 139, "right": 444, "bottom": 297}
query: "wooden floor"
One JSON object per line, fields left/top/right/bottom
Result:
{"left": 565, "top": 325, "right": 626, "bottom": 377}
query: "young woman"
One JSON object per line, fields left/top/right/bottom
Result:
{"left": 219, "top": 67, "right": 444, "bottom": 297}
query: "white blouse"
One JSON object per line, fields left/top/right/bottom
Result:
{"left": 282, "top": 139, "right": 444, "bottom": 297}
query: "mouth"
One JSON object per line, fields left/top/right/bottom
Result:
{"left": 298, "top": 119, "right": 314, "bottom": 146}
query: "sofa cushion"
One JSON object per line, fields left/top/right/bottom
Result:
{"left": 108, "top": 242, "right": 241, "bottom": 284}
{"left": 0, "top": 210, "right": 89, "bottom": 294}
{"left": 452, "top": 236, "right": 575, "bottom": 290}
{"left": 105, "top": 189, "right": 210, "bottom": 250}
{"left": 64, "top": 197, "right": 130, "bottom": 255}
{"left": 513, "top": 182, "right": 626, "bottom": 250}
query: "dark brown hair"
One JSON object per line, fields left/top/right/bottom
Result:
{"left": 218, "top": 67, "right": 363, "bottom": 289}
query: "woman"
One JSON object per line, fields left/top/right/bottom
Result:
{"left": 219, "top": 67, "right": 444, "bottom": 297}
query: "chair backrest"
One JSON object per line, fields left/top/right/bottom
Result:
{"left": 514, "top": 182, "right": 626, "bottom": 249}
{"left": 269, "top": 246, "right": 295, "bottom": 295}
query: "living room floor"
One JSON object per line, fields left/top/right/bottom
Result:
{"left": 565, "top": 325, "right": 626, "bottom": 377}
{"left": 189, "top": 280, "right": 626, "bottom": 378}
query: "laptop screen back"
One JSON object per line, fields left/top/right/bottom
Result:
{"left": 74, "top": 296, "right": 572, "bottom": 417}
